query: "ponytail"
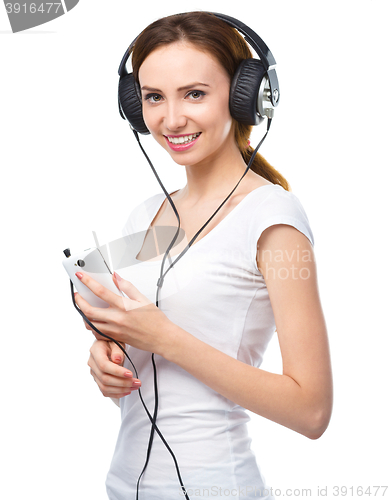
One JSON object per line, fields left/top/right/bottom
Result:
{"left": 235, "top": 121, "right": 290, "bottom": 191}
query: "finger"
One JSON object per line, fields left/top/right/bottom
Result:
{"left": 88, "top": 358, "right": 141, "bottom": 394}
{"left": 88, "top": 344, "right": 141, "bottom": 396}
{"left": 89, "top": 342, "right": 135, "bottom": 381}
{"left": 113, "top": 272, "right": 152, "bottom": 306}
{"left": 110, "top": 342, "right": 125, "bottom": 365}
{"left": 90, "top": 368, "right": 139, "bottom": 398}
{"left": 75, "top": 272, "right": 124, "bottom": 309}
{"left": 90, "top": 367, "right": 138, "bottom": 393}
{"left": 74, "top": 292, "right": 119, "bottom": 324}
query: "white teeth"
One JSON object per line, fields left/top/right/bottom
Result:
{"left": 167, "top": 133, "right": 200, "bottom": 145}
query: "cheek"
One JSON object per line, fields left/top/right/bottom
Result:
{"left": 211, "top": 105, "right": 233, "bottom": 142}
{"left": 211, "top": 91, "right": 233, "bottom": 137}
{"left": 142, "top": 108, "right": 169, "bottom": 150}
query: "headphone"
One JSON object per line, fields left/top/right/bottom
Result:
{"left": 117, "top": 12, "right": 280, "bottom": 134}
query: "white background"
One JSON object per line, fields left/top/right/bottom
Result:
{"left": 1, "top": 1, "right": 388, "bottom": 499}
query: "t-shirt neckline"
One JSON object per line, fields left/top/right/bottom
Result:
{"left": 136, "top": 183, "right": 280, "bottom": 263}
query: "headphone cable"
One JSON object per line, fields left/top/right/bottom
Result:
{"left": 132, "top": 116, "right": 272, "bottom": 495}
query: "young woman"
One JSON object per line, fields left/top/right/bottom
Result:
{"left": 75, "top": 11, "right": 333, "bottom": 500}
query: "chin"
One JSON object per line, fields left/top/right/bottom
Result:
{"left": 160, "top": 141, "right": 201, "bottom": 166}
{"left": 167, "top": 152, "right": 197, "bottom": 167}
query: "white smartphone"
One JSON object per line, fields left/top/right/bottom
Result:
{"left": 62, "top": 247, "right": 123, "bottom": 308}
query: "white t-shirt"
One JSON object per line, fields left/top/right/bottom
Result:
{"left": 105, "top": 184, "right": 314, "bottom": 500}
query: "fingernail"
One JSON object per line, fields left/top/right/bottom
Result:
{"left": 114, "top": 272, "right": 122, "bottom": 282}
{"left": 75, "top": 272, "right": 83, "bottom": 280}
{"left": 132, "top": 380, "right": 141, "bottom": 387}
{"left": 124, "top": 371, "right": 133, "bottom": 378}
{"left": 114, "top": 357, "right": 122, "bottom": 363}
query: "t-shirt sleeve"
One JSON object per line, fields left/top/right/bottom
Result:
{"left": 248, "top": 188, "right": 314, "bottom": 274}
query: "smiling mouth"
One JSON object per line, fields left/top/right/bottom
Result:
{"left": 165, "top": 132, "right": 201, "bottom": 145}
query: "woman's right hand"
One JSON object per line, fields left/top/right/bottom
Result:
{"left": 88, "top": 340, "right": 141, "bottom": 398}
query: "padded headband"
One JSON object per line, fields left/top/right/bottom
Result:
{"left": 118, "top": 12, "right": 280, "bottom": 108}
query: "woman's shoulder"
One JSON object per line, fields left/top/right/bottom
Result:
{"left": 249, "top": 183, "right": 307, "bottom": 215}
{"left": 247, "top": 184, "right": 314, "bottom": 247}
{"left": 239, "top": 173, "right": 301, "bottom": 210}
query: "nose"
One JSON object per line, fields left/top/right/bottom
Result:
{"left": 164, "top": 100, "right": 187, "bottom": 132}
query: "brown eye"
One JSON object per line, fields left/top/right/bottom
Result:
{"left": 186, "top": 90, "right": 206, "bottom": 101}
{"left": 145, "top": 93, "right": 163, "bottom": 103}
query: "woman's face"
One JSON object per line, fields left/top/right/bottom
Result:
{"left": 138, "top": 42, "right": 234, "bottom": 167}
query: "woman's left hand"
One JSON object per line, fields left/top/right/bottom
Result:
{"left": 74, "top": 271, "right": 172, "bottom": 356}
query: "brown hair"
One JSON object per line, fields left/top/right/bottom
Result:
{"left": 131, "top": 11, "right": 290, "bottom": 191}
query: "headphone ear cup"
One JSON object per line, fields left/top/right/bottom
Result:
{"left": 229, "top": 59, "right": 268, "bottom": 126}
{"left": 118, "top": 73, "right": 150, "bottom": 135}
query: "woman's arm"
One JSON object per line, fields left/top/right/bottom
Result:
{"left": 75, "top": 224, "right": 332, "bottom": 438}
{"left": 159, "top": 224, "right": 333, "bottom": 439}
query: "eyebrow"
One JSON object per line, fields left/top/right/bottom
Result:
{"left": 141, "top": 82, "right": 210, "bottom": 92}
